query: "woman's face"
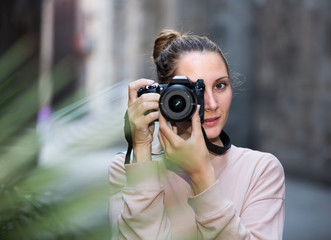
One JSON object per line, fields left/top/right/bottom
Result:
{"left": 174, "top": 51, "right": 232, "bottom": 144}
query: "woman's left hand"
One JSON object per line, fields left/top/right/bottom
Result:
{"left": 158, "top": 106, "right": 217, "bottom": 194}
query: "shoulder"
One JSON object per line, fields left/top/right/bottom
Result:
{"left": 229, "top": 145, "right": 284, "bottom": 173}
{"left": 229, "top": 145, "right": 285, "bottom": 198}
{"left": 108, "top": 152, "right": 127, "bottom": 194}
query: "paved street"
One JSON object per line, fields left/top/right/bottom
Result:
{"left": 284, "top": 175, "right": 331, "bottom": 240}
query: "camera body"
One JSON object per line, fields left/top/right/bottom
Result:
{"left": 137, "top": 76, "right": 205, "bottom": 122}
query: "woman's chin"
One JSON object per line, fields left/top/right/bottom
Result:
{"left": 205, "top": 129, "right": 221, "bottom": 141}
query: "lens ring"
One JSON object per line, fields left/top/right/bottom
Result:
{"left": 159, "top": 85, "right": 196, "bottom": 121}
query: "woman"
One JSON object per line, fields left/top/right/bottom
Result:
{"left": 109, "top": 29, "right": 285, "bottom": 239}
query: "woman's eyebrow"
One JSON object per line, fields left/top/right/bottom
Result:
{"left": 215, "top": 76, "right": 230, "bottom": 81}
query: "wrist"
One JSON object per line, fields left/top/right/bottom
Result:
{"left": 133, "top": 144, "right": 152, "bottom": 163}
{"left": 189, "top": 165, "right": 216, "bottom": 195}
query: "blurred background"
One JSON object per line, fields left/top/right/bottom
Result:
{"left": 1, "top": 0, "right": 330, "bottom": 239}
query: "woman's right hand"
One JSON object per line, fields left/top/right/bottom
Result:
{"left": 127, "top": 79, "right": 160, "bottom": 163}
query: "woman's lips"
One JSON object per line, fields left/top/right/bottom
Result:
{"left": 203, "top": 117, "right": 219, "bottom": 127}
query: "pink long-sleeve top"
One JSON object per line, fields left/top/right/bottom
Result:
{"left": 108, "top": 145, "right": 285, "bottom": 239}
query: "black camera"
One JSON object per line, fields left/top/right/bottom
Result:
{"left": 137, "top": 76, "right": 205, "bottom": 122}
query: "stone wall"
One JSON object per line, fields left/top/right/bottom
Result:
{"left": 254, "top": 0, "right": 331, "bottom": 183}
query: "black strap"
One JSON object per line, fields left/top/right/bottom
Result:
{"left": 124, "top": 111, "right": 133, "bottom": 164}
{"left": 124, "top": 111, "right": 231, "bottom": 165}
{"left": 201, "top": 127, "right": 231, "bottom": 155}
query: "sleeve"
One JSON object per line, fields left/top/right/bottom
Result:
{"left": 108, "top": 155, "right": 172, "bottom": 240}
{"left": 188, "top": 154, "right": 285, "bottom": 240}
{"left": 240, "top": 154, "right": 285, "bottom": 239}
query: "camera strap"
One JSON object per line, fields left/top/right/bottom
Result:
{"left": 124, "top": 111, "right": 231, "bottom": 165}
{"left": 201, "top": 127, "right": 231, "bottom": 155}
{"left": 124, "top": 111, "right": 133, "bottom": 164}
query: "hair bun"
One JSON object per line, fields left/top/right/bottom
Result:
{"left": 153, "top": 29, "right": 181, "bottom": 60}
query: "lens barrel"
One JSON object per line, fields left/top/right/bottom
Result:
{"left": 159, "top": 85, "right": 196, "bottom": 122}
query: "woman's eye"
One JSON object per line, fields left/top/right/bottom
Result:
{"left": 215, "top": 83, "right": 226, "bottom": 90}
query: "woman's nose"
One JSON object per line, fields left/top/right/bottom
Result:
{"left": 204, "top": 91, "right": 218, "bottom": 111}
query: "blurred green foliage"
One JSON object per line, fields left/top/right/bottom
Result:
{"left": 0, "top": 35, "right": 111, "bottom": 239}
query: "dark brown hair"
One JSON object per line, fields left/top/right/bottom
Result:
{"left": 153, "top": 29, "right": 229, "bottom": 84}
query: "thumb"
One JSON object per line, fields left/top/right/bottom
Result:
{"left": 191, "top": 105, "right": 203, "bottom": 138}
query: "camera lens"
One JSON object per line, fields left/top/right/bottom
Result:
{"left": 169, "top": 95, "right": 186, "bottom": 113}
{"left": 159, "top": 85, "right": 196, "bottom": 122}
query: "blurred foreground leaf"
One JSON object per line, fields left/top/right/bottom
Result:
{"left": 0, "top": 35, "right": 115, "bottom": 239}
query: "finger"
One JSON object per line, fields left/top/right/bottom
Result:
{"left": 170, "top": 121, "right": 178, "bottom": 135}
{"left": 128, "top": 94, "right": 160, "bottom": 120}
{"left": 158, "top": 131, "right": 166, "bottom": 152}
{"left": 128, "top": 79, "right": 155, "bottom": 105}
{"left": 128, "top": 100, "right": 158, "bottom": 119}
{"left": 136, "top": 93, "right": 160, "bottom": 105}
{"left": 158, "top": 130, "right": 173, "bottom": 158}
{"left": 130, "top": 109, "right": 159, "bottom": 130}
{"left": 144, "top": 110, "right": 159, "bottom": 124}
{"left": 191, "top": 105, "right": 203, "bottom": 138}
{"left": 159, "top": 113, "right": 182, "bottom": 146}
{"left": 158, "top": 113, "right": 172, "bottom": 140}
{"left": 136, "top": 101, "right": 159, "bottom": 116}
